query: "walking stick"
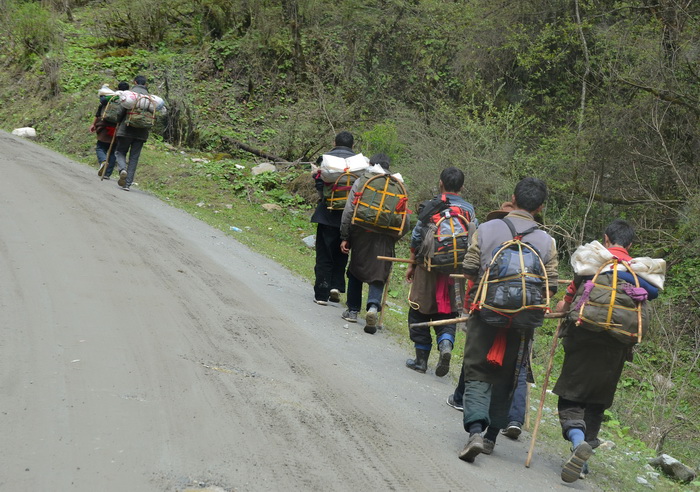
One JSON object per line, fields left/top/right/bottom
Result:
{"left": 101, "top": 130, "right": 118, "bottom": 181}
{"left": 524, "top": 349, "right": 533, "bottom": 431}
{"left": 378, "top": 262, "right": 393, "bottom": 329}
{"left": 525, "top": 317, "right": 564, "bottom": 468}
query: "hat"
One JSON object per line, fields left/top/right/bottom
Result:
{"left": 485, "top": 202, "right": 515, "bottom": 222}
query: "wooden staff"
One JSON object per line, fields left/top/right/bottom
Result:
{"left": 376, "top": 256, "right": 415, "bottom": 264}
{"left": 378, "top": 262, "right": 393, "bottom": 329}
{"left": 409, "top": 311, "right": 565, "bottom": 329}
{"left": 525, "top": 317, "right": 564, "bottom": 468}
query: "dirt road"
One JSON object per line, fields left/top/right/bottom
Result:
{"left": 0, "top": 131, "right": 592, "bottom": 491}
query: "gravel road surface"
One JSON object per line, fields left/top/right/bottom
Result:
{"left": 0, "top": 131, "right": 593, "bottom": 491}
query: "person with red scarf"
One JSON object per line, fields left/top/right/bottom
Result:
{"left": 404, "top": 167, "right": 476, "bottom": 377}
{"left": 458, "top": 177, "right": 558, "bottom": 463}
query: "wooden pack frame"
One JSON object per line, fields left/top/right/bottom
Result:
{"left": 326, "top": 170, "right": 360, "bottom": 211}
{"left": 126, "top": 94, "right": 157, "bottom": 128}
{"left": 471, "top": 238, "right": 551, "bottom": 318}
{"left": 351, "top": 174, "right": 409, "bottom": 237}
{"left": 575, "top": 257, "right": 645, "bottom": 343}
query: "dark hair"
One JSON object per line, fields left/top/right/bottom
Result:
{"left": 133, "top": 75, "right": 147, "bottom": 86}
{"left": 513, "top": 177, "right": 547, "bottom": 212}
{"left": 369, "top": 153, "right": 391, "bottom": 171}
{"left": 605, "top": 219, "right": 635, "bottom": 248}
{"left": 117, "top": 81, "right": 130, "bottom": 91}
{"left": 439, "top": 166, "right": 464, "bottom": 193}
{"left": 334, "top": 131, "right": 354, "bottom": 149}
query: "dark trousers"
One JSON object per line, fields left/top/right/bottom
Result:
{"left": 346, "top": 270, "right": 384, "bottom": 312}
{"left": 558, "top": 397, "right": 605, "bottom": 448}
{"left": 313, "top": 223, "right": 347, "bottom": 301}
{"left": 407, "top": 308, "right": 456, "bottom": 351}
{"left": 115, "top": 136, "right": 145, "bottom": 187}
{"left": 462, "top": 380, "right": 513, "bottom": 431}
{"left": 453, "top": 356, "right": 528, "bottom": 425}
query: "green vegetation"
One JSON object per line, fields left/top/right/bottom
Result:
{"left": 1, "top": 0, "right": 699, "bottom": 489}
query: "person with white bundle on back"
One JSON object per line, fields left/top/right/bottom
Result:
{"left": 114, "top": 75, "right": 159, "bottom": 191}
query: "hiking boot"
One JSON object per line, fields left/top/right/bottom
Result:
{"left": 446, "top": 394, "right": 464, "bottom": 412}
{"left": 364, "top": 305, "right": 379, "bottom": 334}
{"left": 561, "top": 442, "right": 593, "bottom": 483}
{"left": 329, "top": 289, "right": 341, "bottom": 303}
{"left": 482, "top": 438, "right": 495, "bottom": 455}
{"left": 458, "top": 434, "right": 484, "bottom": 463}
{"left": 435, "top": 339, "right": 453, "bottom": 377}
{"left": 313, "top": 298, "right": 328, "bottom": 306}
{"left": 98, "top": 161, "right": 107, "bottom": 177}
{"left": 341, "top": 309, "right": 358, "bottom": 323}
{"left": 406, "top": 348, "right": 429, "bottom": 373}
{"left": 501, "top": 421, "right": 522, "bottom": 440}
{"left": 118, "top": 169, "right": 127, "bottom": 187}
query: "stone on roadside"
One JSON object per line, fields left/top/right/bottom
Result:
{"left": 302, "top": 235, "right": 315, "bottom": 249}
{"left": 252, "top": 163, "right": 276, "bottom": 175}
{"left": 262, "top": 203, "right": 282, "bottom": 212}
{"left": 12, "top": 127, "right": 36, "bottom": 139}
{"left": 649, "top": 454, "right": 697, "bottom": 483}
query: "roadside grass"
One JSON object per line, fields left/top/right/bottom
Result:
{"left": 13, "top": 135, "right": 697, "bottom": 492}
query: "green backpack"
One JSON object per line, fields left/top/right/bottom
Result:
{"left": 126, "top": 94, "right": 156, "bottom": 129}
{"left": 350, "top": 173, "right": 409, "bottom": 237}
{"left": 100, "top": 96, "right": 123, "bottom": 124}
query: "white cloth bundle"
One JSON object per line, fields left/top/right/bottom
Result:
{"left": 571, "top": 241, "right": 666, "bottom": 289}
{"left": 98, "top": 84, "right": 116, "bottom": 96}
{"left": 319, "top": 153, "right": 370, "bottom": 183}
{"left": 362, "top": 163, "right": 404, "bottom": 183}
{"left": 117, "top": 91, "right": 165, "bottom": 111}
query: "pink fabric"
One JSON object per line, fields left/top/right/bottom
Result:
{"left": 435, "top": 274, "right": 453, "bottom": 314}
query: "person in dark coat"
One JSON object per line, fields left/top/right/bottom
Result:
{"left": 115, "top": 75, "right": 151, "bottom": 191}
{"left": 553, "top": 219, "right": 658, "bottom": 483}
{"left": 405, "top": 167, "right": 476, "bottom": 377}
{"left": 310, "top": 131, "right": 355, "bottom": 305}
{"left": 90, "top": 81, "right": 129, "bottom": 179}
{"left": 458, "top": 177, "right": 558, "bottom": 463}
{"left": 446, "top": 202, "right": 531, "bottom": 441}
{"left": 339, "top": 153, "right": 404, "bottom": 334}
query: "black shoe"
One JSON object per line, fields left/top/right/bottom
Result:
{"left": 446, "top": 394, "right": 464, "bottom": 412}
{"left": 329, "top": 289, "right": 341, "bottom": 303}
{"left": 459, "top": 434, "right": 484, "bottom": 463}
{"left": 435, "top": 340, "right": 453, "bottom": 377}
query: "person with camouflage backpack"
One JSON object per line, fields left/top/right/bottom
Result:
{"left": 458, "top": 177, "right": 558, "bottom": 464}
